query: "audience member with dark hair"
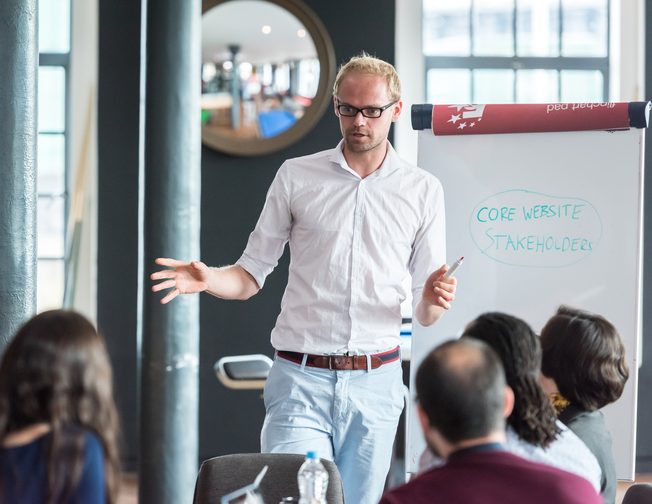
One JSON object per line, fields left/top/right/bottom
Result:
{"left": 540, "top": 305, "right": 629, "bottom": 504}
{"left": 380, "top": 339, "right": 601, "bottom": 504}
{"left": 0, "top": 310, "right": 121, "bottom": 504}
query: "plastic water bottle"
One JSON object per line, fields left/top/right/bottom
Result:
{"left": 297, "top": 451, "right": 329, "bottom": 504}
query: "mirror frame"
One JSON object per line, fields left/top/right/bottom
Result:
{"left": 202, "top": 0, "right": 336, "bottom": 156}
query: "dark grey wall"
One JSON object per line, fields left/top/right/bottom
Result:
{"left": 98, "top": 0, "right": 396, "bottom": 467}
{"left": 98, "top": 0, "right": 142, "bottom": 470}
{"left": 636, "top": 1, "right": 652, "bottom": 473}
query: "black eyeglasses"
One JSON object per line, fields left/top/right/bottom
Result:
{"left": 335, "top": 99, "right": 398, "bottom": 118}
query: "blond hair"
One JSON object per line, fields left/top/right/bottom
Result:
{"left": 333, "top": 52, "right": 401, "bottom": 102}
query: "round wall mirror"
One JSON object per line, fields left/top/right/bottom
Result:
{"left": 202, "top": 0, "right": 335, "bottom": 156}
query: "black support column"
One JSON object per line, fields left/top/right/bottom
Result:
{"left": 140, "top": 0, "right": 201, "bottom": 501}
{"left": 0, "top": 0, "right": 38, "bottom": 349}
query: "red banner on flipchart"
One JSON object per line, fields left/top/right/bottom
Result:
{"left": 431, "top": 103, "right": 631, "bottom": 135}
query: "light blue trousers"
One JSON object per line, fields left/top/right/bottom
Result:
{"left": 261, "top": 355, "right": 405, "bottom": 504}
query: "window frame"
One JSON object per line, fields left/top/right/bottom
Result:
{"left": 38, "top": 20, "right": 71, "bottom": 310}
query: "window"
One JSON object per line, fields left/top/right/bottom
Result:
{"left": 38, "top": 0, "right": 70, "bottom": 311}
{"left": 423, "top": 0, "right": 609, "bottom": 104}
{"left": 297, "top": 58, "right": 320, "bottom": 98}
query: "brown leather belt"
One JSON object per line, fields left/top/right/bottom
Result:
{"left": 276, "top": 346, "right": 400, "bottom": 371}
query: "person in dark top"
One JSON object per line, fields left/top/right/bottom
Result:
{"left": 0, "top": 310, "right": 121, "bottom": 504}
{"left": 540, "top": 305, "right": 630, "bottom": 504}
{"left": 379, "top": 338, "right": 601, "bottom": 504}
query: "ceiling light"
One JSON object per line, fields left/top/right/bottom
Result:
{"left": 297, "top": 29, "right": 306, "bottom": 38}
{"left": 261, "top": 25, "right": 271, "bottom": 34}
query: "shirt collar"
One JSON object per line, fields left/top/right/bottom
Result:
{"left": 448, "top": 442, "right": 505, "bottom": 460}
{"left": 329, "top": 139, "right": 403, "bottom": 179}
{"left": 559, "top": 403, "right": 586, "bottom": 424}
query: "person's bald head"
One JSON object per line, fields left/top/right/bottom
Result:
{"left": 416, "top": 339, "right": 508, "bottom": 444}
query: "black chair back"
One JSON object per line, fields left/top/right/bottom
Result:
{"left": 193, "top": 453, "right": 345, "bottom": 504}
{"left": 622, "top": 483, "right": 652, "bottom": 504}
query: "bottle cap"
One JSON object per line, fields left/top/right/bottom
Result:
{"left": 306, "top": 451, "right": 317, "bottom": 459}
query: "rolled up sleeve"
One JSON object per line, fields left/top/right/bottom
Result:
{"left": 236, "top": 163, "right": 292, "bottom": 289}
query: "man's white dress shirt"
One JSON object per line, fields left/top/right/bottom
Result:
{"left": 237, "top": 140, "right": 445, "bottom": 354}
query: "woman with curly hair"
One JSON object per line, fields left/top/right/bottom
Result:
{"left": 540, "top": 306, "right": 629, "bottom": 504}
{"left": 0, "top": 310, "right": 121, "bottom": 504}
{"left": 419, "top": 312, "right": 601, "bottom": 491}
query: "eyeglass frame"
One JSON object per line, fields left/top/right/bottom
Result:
{"left": 334, "top": 98, "right": 399, "bottom": 119}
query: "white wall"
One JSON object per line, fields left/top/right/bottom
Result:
{"left": 394, "top": 0, "right": 423, "bottom": 166}
{"left": 69, "top": 0, "right": 98, "bottom": 321}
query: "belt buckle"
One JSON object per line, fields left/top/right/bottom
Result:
{"left": 329, "top": 355, "right": 349, "bottom": 370}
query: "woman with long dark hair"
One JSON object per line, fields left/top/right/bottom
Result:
{"left": 0, "top": 310, "right": 120, "bottom": 504}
